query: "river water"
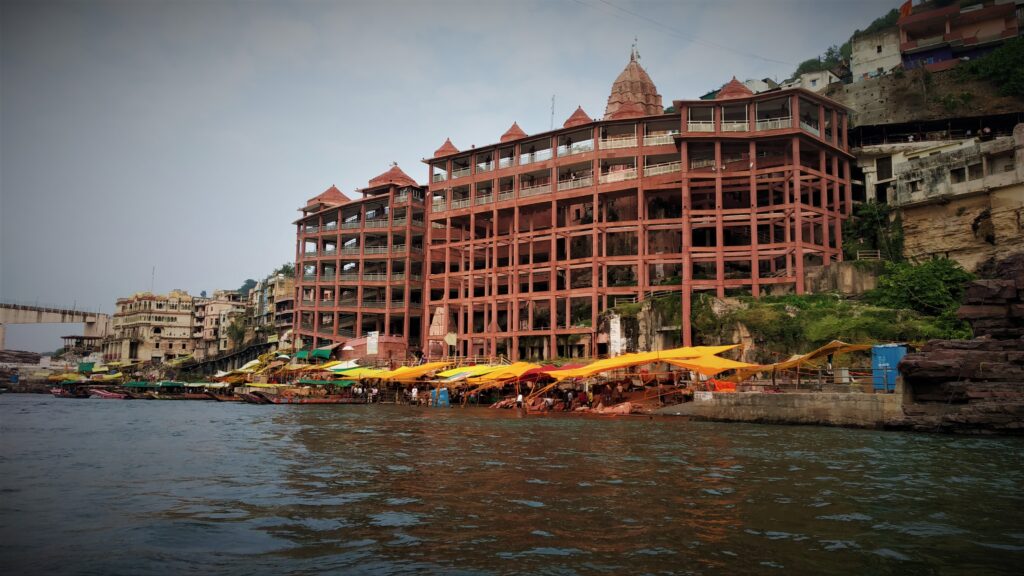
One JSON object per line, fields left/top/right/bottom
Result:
{"left": 1, "top": 394, "right": 1022, "bottom": 575}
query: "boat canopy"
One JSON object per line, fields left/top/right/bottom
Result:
{"left": 465, "top": 362, "right": 541, "bottom": 384}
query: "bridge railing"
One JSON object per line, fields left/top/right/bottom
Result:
{"left": 0, "top": 299, "right": 106, "bottom": 315}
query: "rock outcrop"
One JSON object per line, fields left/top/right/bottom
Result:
{"left": 957, "top": 253, "right": 1024, "bottom": 339}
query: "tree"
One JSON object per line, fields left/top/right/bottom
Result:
{"left": 273, "top": 262, "right": 295, "bottom": 278}
{"left": 238, "top": 278, "right": 257, "bottom": 297}
{"left": 868, "top": 258, "right": 974, "bottom": 316}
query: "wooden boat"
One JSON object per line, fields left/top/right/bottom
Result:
{"left": 50, "top": 383, "right": 90, "bottom": 398}
{"left": 147, "top": 392, "right": 212, "bottom": 400}
{"left": 252, "top": 390, "right": 362, "bottom": 405}
{"left": 205, "top": 391, "right": 241, "bottom": 402}
{"left": 239, "top": 392, "right": 271, "bottom": 404}
{"left": 89, "top": 388, "right": 131, "bottom": 399}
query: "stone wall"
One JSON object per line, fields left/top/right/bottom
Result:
{"left": 656, "top": 391, "right": 906, "bottom": 429}
{"left": 957, "top": 254, "right": 1024, "bottom": 338}
{"left": 803, "top": 261, "right": 880, "bottom": 295}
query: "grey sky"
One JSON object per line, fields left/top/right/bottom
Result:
{"left": 1, "top": 0, "right": 895, "bottom": 351}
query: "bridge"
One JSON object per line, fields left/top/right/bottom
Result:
{"left": 0, "top": 301, "right": 111, "bottom": 350}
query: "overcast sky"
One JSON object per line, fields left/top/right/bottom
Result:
{"left": 1, "top": 0, "right": 895, "bottom": 351}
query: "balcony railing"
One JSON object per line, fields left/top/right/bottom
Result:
{"left": 317, "top": 326, "right": 335, "bottom": 335}
{"left": 302, "top": 274, "right": 316, "bottom": 281}
{"left": 391, "top": 273, "right": 406, "bottom": 281}
{"left": 643, "top": 133, "right": 677, "bottom": 146}
{"left": 721, "top": 121, "right": 749, "bottom": 132}
{"left": 303, "top": 225, "right": 319, "bottom": 234}
{"left": 322, "top": 223, "right": 338, "bottom": 231}
{"left": 800, "top": 119, "right": 820, "bottom": 137}
{"left": 476, "top": 194, "right": 493, "bottom": 205}
{"left": 319, "top": 273, "right": 336, "bottom": 281}
{"left": 599, "top": 135, "right": 637, "bottom": 149}
{"left": 364, "top": 219, "right": 389, "bottom": 228}
{"left": 432, "top": 200, "right": 447, "bottom": 211}
{"left": 498, "top": 157, "right": 513, "bottom": 169}
{"left": 519, "top": 183, "right": 551, "bottom": 197}
{"left": 411, "top": 218, "right": 424, "bottom": 227}
{"left": 451, "top": 198, "right": 471, "bottom": 209}
{"left": 320, "top": 299, "right": 335, "bottom": 306}
{"left": 339, "top": 273, "right": 360, "bottom": 282}
{"left": 687, "top": 121, "right": 715, "bottom": 132}
{"left": 556, "top": 175, "right": 593, "bottom": 191}
{"left": 362, "top": 273, "right": 388, "bottom": 282}
{"left": 391, "top": 218, "right": 407, "bottom": 227}
{"left": 363, "top": 246, "right": 388, "bottom": 255}
{"left": 756, "top": 116, "right": 792, "bottom": 131}
{"left": 519, "top": 149, "right": 552, "bottom": 165}
{"left": 394, "top": 192, "right": 408, "bottom": 203}
{"left": 391, "top": 245, "right": 407, "bottom": 254}
{"left": 338, "top": 328, "right": 355, "bottom": 337}
{"left": 338, "top": 299, "right": 358, "bottom": 307}
{"left": 451, "top": 166, "right": 472, "bottom": 179}
{"left": 301, "top": 298, "right": 314, "bottom": 306}
{"left": 300, "top": 323, "right": 313, "bottom": 331}
{"left": 321, "top": 248, "right": 337, "bottom": 256}
{"left": 557, "top": 141, "right": 594, "bottom": 157}
{"left": 341, "top": 247, "right": 360, "bottom": 255}
{"left": 476, "top": 161, "right": 494, "bottom": 173}
{"left": 690, "top": 158, "right": 716, "bottom": 170}
{"left": 363, "top": 300, "right": 386, "bottom": 308}
{"left": 432, "top": 173, "right": 447, "bottom": 183}
{"left": 341, "top": 221, "right": 361, "bottom": 229}
{"left": 498, "top": 191, "right": 513, "bottom": 202}
{"left": 643, "top": 161, "right": 681, "bottom": 177}
{"left": 303, "top": 250, "right": 318, "bottom": 257}
{"left": 599, "top": 168, "right": 637, "bottom": 184}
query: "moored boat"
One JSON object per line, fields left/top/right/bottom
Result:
{"left": 252, "top": 389, "right": 363, "bottom": 405}
{"left": 50, "top": 382, "right": 91, "bottom": 398}
{"left": 89, "top": 388, "right": 131, "bottom": 399}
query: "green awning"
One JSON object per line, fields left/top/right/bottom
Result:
{"left": 78, "top": 362, "right": 95, "bottom": 373}
{"left": 335, "top": 380, "right": 355, "bottom": 387}
{"left": 312, "top": 349, "right": 331, "bottom": 359}
{"left": 296, "top": 351, "right": 310, "bottom": 359}
{"left": 157, "top": 381, "right": 185, "bottom": 388}
{"left": 124, "top": 381, "right": 157, "bottom": 388}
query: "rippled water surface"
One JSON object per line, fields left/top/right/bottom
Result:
{"left": 2, "top": 394, "right": 1023, "bottom": 575}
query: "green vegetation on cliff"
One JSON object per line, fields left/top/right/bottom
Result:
{"left": 957, "top": 38, "right": 1024, "bottom": 97}
{"left": 690, "top": 258, "right": 974, "bottom": 358}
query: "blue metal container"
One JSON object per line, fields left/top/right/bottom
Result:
{"left": 432, "top": 387, "right": 450, "bottom": 407}
{"left": 872, "top": 344, "right": 907, "bottom": 392}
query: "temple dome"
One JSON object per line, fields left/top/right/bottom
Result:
{"left": 604, "top": 48, "right": 662, "bottom": 119}
{"left": 563, "top": 106, "right": 592, "bottom": 128}
{"left": 368, "top": 164, "right": 416, "bottom": 188}
{"left": 434, "top": 138, "right": 459, "bottom": 157}
{"left": 500, "top": 122, "right": 527, "bottom": 143}
{"left": 716, "top": 77, "right": 754, "bottom": 100}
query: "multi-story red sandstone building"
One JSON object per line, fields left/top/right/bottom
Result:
{"left": 423, "top": 51, "right": 852, "bottom": 360}
{"left": 294, "top": 51, "right": 852, "bottom": 362}
{"left": 293, "top": 166, "right": 427, "bottom": 358}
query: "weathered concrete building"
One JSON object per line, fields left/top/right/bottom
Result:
{"left": 891, "top": 124, "right": 1024, "bottom": 271}
{"left": 851, "top": 28, "right": 902, "bottom": 82}
{"left": 194, "top": 290, "right": 245, "bottom": 360}
{"left": 249, "top": 274, "right": 295, "bottom": 345}
{"left": 102, "top": 290, "right": 196, "bottom": 363}
{"left": 423, "top": 52, "right": 853, "bottom": 360}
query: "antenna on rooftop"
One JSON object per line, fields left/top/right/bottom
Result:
{"left": 150, "top": 266, "right": 155, "bottom": 293}
{"left": 550, "top": 94, "right": 555, "bottom": 130}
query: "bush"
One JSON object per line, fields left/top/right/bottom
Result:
{"left": 957, "top": 38, "right": 1024, "bottom": 97}
{"left": 867, "top": 258, "right": 974, "bottom": 316}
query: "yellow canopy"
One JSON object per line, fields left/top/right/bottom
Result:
{"left": 436, "top": 364, "right": 501, "bottom": 379}
{"left": 665, "top": 356, "right": 757, "bottom": 377}
{"left": 546, "top": 345, "right": 739, "bottom": 380}
{"left": 247, "top": 382, "right": 289, "bottom": 388}
{"left": 378, "top": 361, "right": 453, "bottom": 382}
{"left": 730, "top": 340, "right": 871, "bottom": 381}
{"left": 466, "top": 362, "right": 541, "bottom": 384}
{"left": 342, "top": 367, "right": 390, "bottom": 379}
